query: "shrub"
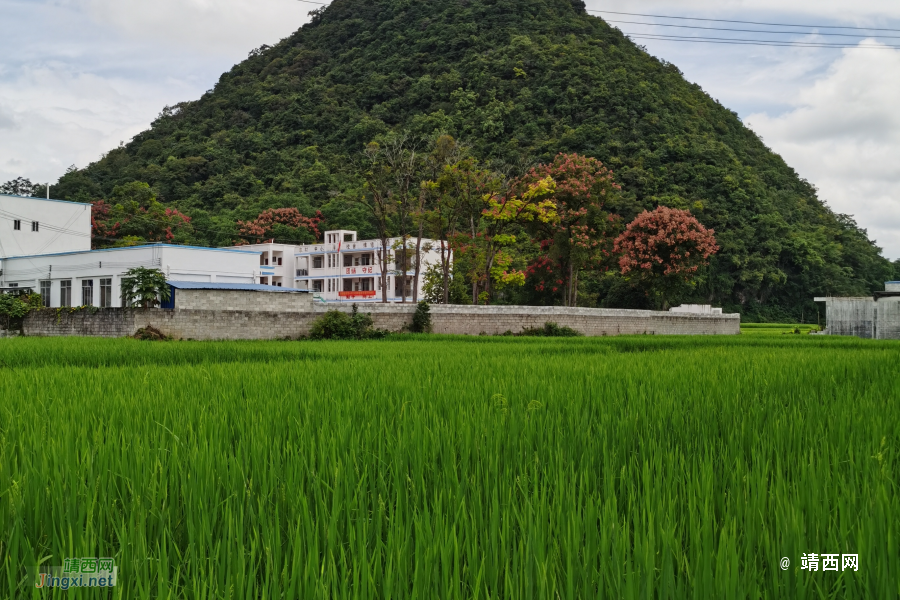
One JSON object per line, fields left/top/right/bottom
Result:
{"left": 309, "top": 304, "right": 385, "bottom": 340}
{"left": 411, "top": 301, "right": 432, "bottom": 333}
{"left": 518, "top": 322, "right": 582, "bottom": 337}
{"left": 0, "top": 292, "right": 42, "bottom": 330}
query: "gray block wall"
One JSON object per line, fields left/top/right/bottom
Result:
{"left": 23, "top": 303, "right": 739, "bottom": 340}
{"left": 173, "top": 289, "right": 313, "bottom": 312}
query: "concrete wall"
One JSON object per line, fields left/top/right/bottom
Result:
{"left": 875, "top": 297, "right": 900, "bottom": 340}
{"left": 22, "top": 304, "right": 740, "bottom": 340}
{"left": 173, "top": 289, "right": 313, "bottom": 312}
{"left": 822, "top": 298, "right": 876, "bottom": 338}
{"left": 816, "top": 296, "right": 900, "bottom": 339}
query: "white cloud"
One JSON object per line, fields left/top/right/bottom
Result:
{"left": 747, "top": 43, "right": 900, "bottom": 258}
{"left": 83, "top": 0, "right": 310, "bottom": 52}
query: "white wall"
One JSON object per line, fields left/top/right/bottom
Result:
{"left": 0, "top": 244, "right": 260, "bottom": 307}
{"left": 0, "top": 194, "right": 91, "bottom": 259}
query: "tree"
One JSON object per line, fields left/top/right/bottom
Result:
{"left": 120, "top": 267, "right": 171, "bottom": 309}
{"left": 91, "top": 182, "right": 193, "bottom": 249}
{"left": 1, "top": 177, "right": 36, "bottom": 197}
{"left": 415, "top": 135, "right": 463, "bottom": 302}
{"left": 426, "top": 156, "right": 495, "bottom": 304}
{"left": 614, "top": 207, "right": 719, "bottom": 310}
{"left": 524, "top": 153, "right": 621, "bottom": 307}
{"left": 358, "top": 135, "right": 425, "bottom": 303}
{"left": 237, "top": 208, "right": 323, "bottom": 244}
{"left": 476, "top": 175, "right": 558, "bottom": 303}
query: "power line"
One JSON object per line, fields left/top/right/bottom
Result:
{"left": 588, "top": 10, "right": 900, "bottom": 33}
{"left": 624, "top": 33, "right": 900, "bottom": 50}
{"left": 605, "top": 19, "right": 900, "bottom": 40}
{"left": 294, "top": 1, "right": 900, "bottom": 47}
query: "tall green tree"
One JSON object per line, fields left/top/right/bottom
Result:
{"left": 120, "top": 267, "right": 171, "bottom": 309}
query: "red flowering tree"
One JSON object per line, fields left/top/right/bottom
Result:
{"left": 613, "top": 206, "right": 719, "bottom": 309}
{"left": 522, "top": 153, "right": 621, "bottom": 306}
{"left": 90, "top": 182, "right": 193, "bottom": 248}
{"left": 237, "top": 208, "right": 323, "bottom": 244}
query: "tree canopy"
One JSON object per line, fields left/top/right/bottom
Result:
{"left": 46, "top": 0, "right": 893, "bottom": 319}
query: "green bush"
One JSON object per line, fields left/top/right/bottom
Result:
{"left": 411, "top": 301, "right": 432, "bottom": 333}
{"left": 0, "top": 292, "right": 41, "bottom": 330}
{"left": 518, "top": 322, "right": 582, "bottom": 338}
{"left": 309, "top": 304, "right": 385, "bottom": 340}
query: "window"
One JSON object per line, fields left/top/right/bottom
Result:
{"left": 100, "top": 279, "right": 112, "bottom": 308}
{"left": 360, "top": 278, "right": 372, "bottom": 292}
{"left": 343, "top": 254, "right": 352, "bottom": 267}
{"left": 40, "top": 280, "right": 51, "bottom": 307}
{"left": 343, "top": 279, "right": 353, "bottom": 292}
{"left": 60, "top": 280, "right": 72, "bottom": 307}
{"left": 277, "top": 257, "right": 283, "bottom": 266}
{"left": 344, "top": 234, "right": 353, "bottom": 242}
{"left": 312, "top": 280, "right": 324, "bottom": 293}
{"left": 82, "top": 280, "right": 94, "bottom": 306}
{"left": 13, "top": 220, "right": 20, "bottom": 231}
{"left": 361, "top": 254, "right": 371, "bottom": 266}
{"left": 394, "top": 248, "right": 416, "bottom": 271}
{"left": 312, "top": 256, "right": 323, "bottom": 269}
{"left": 31, "top": 221, "right": 39, "bottom": 232}
{"left": 394, "top": 276, "right": 414, "bottom": 297}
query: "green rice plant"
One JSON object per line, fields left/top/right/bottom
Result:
{"left": 0, "top": 335, "right": 897, "bottom": 598}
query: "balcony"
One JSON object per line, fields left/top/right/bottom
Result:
{"left": 338, "top": 291, "right": 377, "bottom": 299}
{"left": 296, "top": 269, "right": 308, "bottom": 277}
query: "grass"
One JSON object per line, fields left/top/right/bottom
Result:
{"left": 0, "top": 335, "right": 897, "bottom": 599}
{"left": 740, "top": 323, "right": 821, "bottom": 336}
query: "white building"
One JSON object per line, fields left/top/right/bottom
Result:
{"left": 0, "top": 244, "right": 261, "bottom": 308}
{"left": 0, "top": 194, "right": 91, "bottom": 258}
{"left": 228, "top": 230, "right": 447, "bottom": 303}
{"left": 0, "top": 194, "right": 265, "bottom": 308}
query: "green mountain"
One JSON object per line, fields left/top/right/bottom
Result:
{"left": 53, "top": 0, "right": 892, "bottom": 319}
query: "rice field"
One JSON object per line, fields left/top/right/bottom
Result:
{"left": 0, "top": 334, "right": 898, "bottom": 599}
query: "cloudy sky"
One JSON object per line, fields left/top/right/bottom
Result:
{"left": 1, "top": 0, "right": 899, "bottom": 257}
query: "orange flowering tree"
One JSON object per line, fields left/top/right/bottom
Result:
{"left": 613, "top": 206, "right": 719, "bottom": 309}
{"left": 522, "top": 153, "right": 621, "bottom": 306}
{"left": 90, "top": 182, "right": 193, "bottom": 249}
{"left": 237, "top": 208, "right": 323, "bottom": 244}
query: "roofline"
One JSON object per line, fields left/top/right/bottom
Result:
{"left": 1, "top": 243, "right": 260, "bottom": 261}
{"left": 0, "top": 193, "right": 92, "bottom": 207}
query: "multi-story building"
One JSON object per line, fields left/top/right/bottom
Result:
{"left": 227, "top": 230, "right": 448, "bottom": 303}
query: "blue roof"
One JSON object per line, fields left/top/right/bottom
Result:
{"left": 167, "top": 281, "right": 307, "bottom": 293}
{"left": 0, "top": 193, "right": 92, "bottom": 206}
{"left": 2, "top": 243, "right": 260, "bottom": 260}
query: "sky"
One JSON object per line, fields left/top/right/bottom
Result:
{"left": 1, "top": 0, "right": 898, "bottom": 258}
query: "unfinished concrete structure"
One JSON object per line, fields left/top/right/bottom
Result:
{"left": 814, "top": 283, "right": 900, "bottom": 339}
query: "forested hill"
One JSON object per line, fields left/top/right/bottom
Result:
{"left": 53, "top": 0, "right": 892, "bottom": 319}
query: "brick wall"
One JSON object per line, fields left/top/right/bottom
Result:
{"left": 22, "top": 303, "right": 740, "bottom": 340}
{"left": 174, "top": 289, "right": 313, "bottom": 312}
{"left": 24, "top": 308, "right": 136, "bottom": 338}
